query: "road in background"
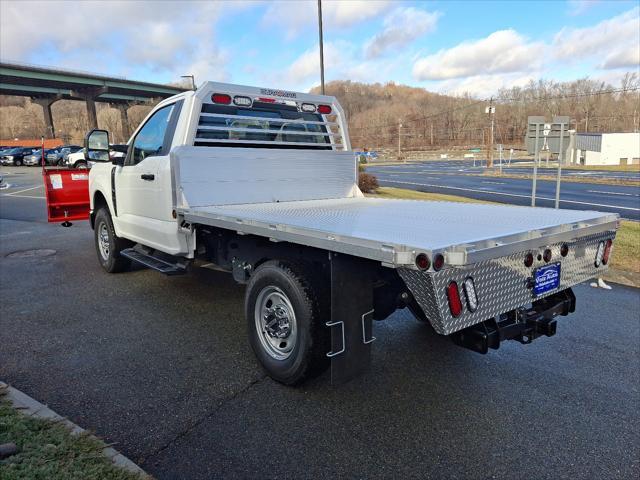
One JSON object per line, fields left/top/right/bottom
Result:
{"left": 1, "top": 166, "right": 638, "bottom": 479}
{"left": 367, "top": 161, "right": 640, "bottom": 220}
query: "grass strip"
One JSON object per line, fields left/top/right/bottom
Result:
{"left": 0, "top": 400, "right": 142, "bottom": 480}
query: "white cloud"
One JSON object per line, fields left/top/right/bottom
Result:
{"left": 364, "top": 7, "right": 440, "bottom": 59}
{"left": 600, "top": 45, "right": 640, "bottom": 70}
{"left": 0, "top": 0, "right": 243, "bottom": 83}
{"left": 262, "top": 0, "right": 393, "bottom": 37}
{"left": 432, "top": 73, "right": 538, "bottom": 97}
{"left": 566, "top": 0, "right": 600, "bottom": 16}
{"left": 552, "top": 7, "right": 640, "bottom": 60}
{"left": 285, "top": 41, "right": 352, "bottom": 85}
{"left": 413, "top": 30, "right": 543, "bottom": 81}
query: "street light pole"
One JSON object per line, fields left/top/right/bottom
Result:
{"left": 487, "top": 98, "right": 495, "bottom": 168}
{"left": 317, "top": 0, "right": 325, "bottom": 95}
{"left": 398, "top": 120, "right": 403, "bottom": 161}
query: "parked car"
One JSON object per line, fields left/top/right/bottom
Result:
{"left": 0, "top": 147, "right": 38, "bottom": 166}
{"left": 45, "top": 147, "right": 68, "bottom": 165}
{"left": 65, "top": 146, "right": 124, "bottom": 168}
{"left": 61, "top": 145, "right": 83, "bottom": 164}
{"left": 23, "top": 148, "right": 45, "bottom": 166}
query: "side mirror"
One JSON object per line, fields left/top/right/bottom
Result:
{"left": 84, "top": 129, "right": 110, "bottom": 163}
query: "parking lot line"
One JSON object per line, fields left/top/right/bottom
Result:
{"left": 3, "top": 185, "right": 43, "bottom": 196}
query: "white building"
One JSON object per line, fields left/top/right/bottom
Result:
{"left": 569, "top": 132, "right": 640, "bottom": 166}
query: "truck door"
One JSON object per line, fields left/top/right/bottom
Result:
{"left": 115, "top": 101, "right": 181, "bottom": 250}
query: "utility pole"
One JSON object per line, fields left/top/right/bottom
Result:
{"left": 430, "top": 124, "right": 433, "bottom": 146}
{"left": 398, "top": 120, "right": 403, "bottom": 161}
{"left": 486, "top": 99, "right": 495, "bottom": 168}
{"left": 317, "top": 0, "right": 325, "bottom": 95}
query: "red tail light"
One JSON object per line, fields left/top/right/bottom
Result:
{"left": 560, "top": 244, "right": 569, "bottom": 257}
{"left": 257, "top": 97, "right": 276, "bottom": 103}
{"left": 524, "top": 252, "right": 534, "bottom": 267}
{"left": 433, "top": 253, "right": 445, "bottom": 271}
{"left": 447, "top": 282, "right": 462, "bottom": 317}
{"left": 602, "top": 239, "right": 613, "bottom": 265}
{"left": 415, "top": 253, "right": 430, "bottom": 270}
{"left": 543, "top": 248, "right": 552, "bottom": 263}
{"left": 317, "top": 104, "right": 332, "bottom": 114}
{"left": 211, "top": 93, "right": 231, "bottom": 104}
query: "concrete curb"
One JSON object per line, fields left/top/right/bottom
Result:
{"left": 0, "top": 381, "right": 150, "bottom": 478}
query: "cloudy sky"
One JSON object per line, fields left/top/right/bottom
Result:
{"left": 0, "top": 0, "right": 638, "bottom": 96}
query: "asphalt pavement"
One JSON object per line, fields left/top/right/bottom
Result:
{"left": 1, "top": 166, "right": 639, "bottom": 479}
{"left": 367, "top": 161, "right": 640, "bottom": 221}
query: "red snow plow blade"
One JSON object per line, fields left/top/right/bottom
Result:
{"left": 43, "top": 167, "right": 90, "bottom": 225}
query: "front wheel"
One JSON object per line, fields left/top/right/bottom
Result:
{"left": 245, "top": 261, "right": 329, "bottom": 385}
{"left": 14, "top": 159, "right": 22, "bottom": 166}
{"left": 94, "top": 207, "right": 132, "bottom": 273}
{"left": 74, "top": 161, "right": 87, "bottom": 169}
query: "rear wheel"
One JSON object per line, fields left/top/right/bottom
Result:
{"left": 94, "top": 207, "right": 131, "bottom": 273}
{"left": 14, "top": 159, "right": 22, "bottom": 166}
{"left": 74, "top": 161, "right": 87, "bottom": 169}
{"left": 245, "top": 260, "right": 329, "bottom": 385}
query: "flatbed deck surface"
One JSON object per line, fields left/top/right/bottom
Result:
{"left": 182, "top": 198, "right": 617, "bottom": 264}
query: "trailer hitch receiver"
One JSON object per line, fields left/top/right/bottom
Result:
{"left": 450, "top": 288, "right": 576, "bottom": 354}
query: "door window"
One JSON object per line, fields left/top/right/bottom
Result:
{"left": 130, "top": 104, "right": 174, "bottom": 165}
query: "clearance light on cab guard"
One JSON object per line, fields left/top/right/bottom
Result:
{"left": 301, "top": 103, "right": 316, "bottom": 112}
{"left": 317, "top": 104, "right": 332, "bottom": 114}
{"left": 211, "top": 93, "right": 231, "bottom": 104}
{"left": 447, "top": 281, "right": 463, "bottom": 317}
{"left": 233, "top": 96, "right": 252, "bottom": 106}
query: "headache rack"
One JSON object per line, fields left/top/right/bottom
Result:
{"left": 191, "top": 82, "right": 350, "bottom": 151}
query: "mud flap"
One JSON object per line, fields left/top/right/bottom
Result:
{"left": 326, "top": 253, "right": 375, "bottom": 384}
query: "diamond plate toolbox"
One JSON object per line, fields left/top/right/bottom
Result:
{"left": 398, "top": 231, "right": 616, "bottom": 335}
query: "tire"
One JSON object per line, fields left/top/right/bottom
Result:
{"left": 75, "top": 161, "right": 87, "bottom": 169}
{"left": 14, "top": 159, "right": 22, "bottom": 166}
{"left": 245, "top": 260, "right": 329, "bottom": 385}
{"left": 94, "top": 207, "right": 132, "bottom": 273}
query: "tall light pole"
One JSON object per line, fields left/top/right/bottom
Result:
{"left": 486, "top": 99, "right": 495, "bottom": 168}
{"left": 317, "top": 0, "right": 325, "bottom": 94}
{"left": 398, "top": 120, "right": 403, "bottom": 161}
{"left": 181, "top": 75, "right": 196, "bottom": 91}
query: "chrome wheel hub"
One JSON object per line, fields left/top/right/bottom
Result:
{"left": 254, "top": 286, "right": 297, "bottom": 360}
{"left": 98, "top": 222, "right": 110, "bottom": 261}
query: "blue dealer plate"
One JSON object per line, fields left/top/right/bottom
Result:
{"left": 534, "top": 262, "right": 561, "bottom": 296}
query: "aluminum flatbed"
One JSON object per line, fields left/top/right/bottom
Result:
{"left": 179, "top": 197, "right": 618, "bottom": 268}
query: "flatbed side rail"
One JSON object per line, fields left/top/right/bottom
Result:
{"left": 178, "top": 202, "right": 618, "bottom": 269}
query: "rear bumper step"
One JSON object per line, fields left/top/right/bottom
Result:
{"left": 450, "top": 288, "right": 576, "bottom": 354}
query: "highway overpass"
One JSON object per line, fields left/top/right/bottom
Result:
{"left": 0, "top": 62, "right": 187, "bottom": 139}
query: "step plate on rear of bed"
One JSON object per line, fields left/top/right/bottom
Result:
{"left": 398, "top": 230, "right": 615, "bottom": 336}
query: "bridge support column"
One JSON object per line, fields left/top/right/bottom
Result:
{"left": 112, "top": 103, "right": 131, "bottom": 142}
{"left": 72, "top": 87, "right": 107, "bottom": 132}
{"left": 32, "top": 97, "right": 59, "bottom": 139}
{"left": 85, "top": 97, "right": 98, "bottom": 130}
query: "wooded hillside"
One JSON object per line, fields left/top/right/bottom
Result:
{"left": 312, "top": 73, "right": 640, "bottom": 151}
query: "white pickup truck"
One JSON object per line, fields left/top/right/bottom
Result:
{"left": 85, "top": 82, "right": 618, "bottom": 385}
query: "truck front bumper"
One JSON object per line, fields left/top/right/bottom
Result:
{"left": 399, "top": 230, "right": 615, "bottom": 335}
